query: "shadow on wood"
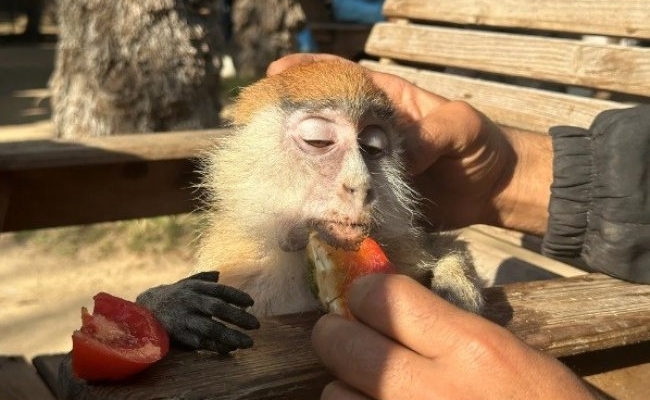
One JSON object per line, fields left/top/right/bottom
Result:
{"left": 0, "top": 130, "right": 224, "bottom": 232}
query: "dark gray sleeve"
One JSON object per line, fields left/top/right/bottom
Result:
{"left": 541, "top": 105, "right": 650, "bottom": 284}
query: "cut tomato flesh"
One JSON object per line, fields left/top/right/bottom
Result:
{"left": 307, "top": 234, "right": 396, "bottom": 316}
{"left": 71, "top": 292, "right": 169, "bottom": 381}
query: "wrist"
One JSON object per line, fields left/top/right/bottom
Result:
{"left": 491, "top": 128, "right": 552, "bottom": 236}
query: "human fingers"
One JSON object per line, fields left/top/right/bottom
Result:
{"left": 401, "top": 100, "right": 488, "bottom": 175}
{"left": 266, "top": 53, "right": 351, "bottom": 76}
{"left": 346, "top": 273, "right": 496, "bottom": 359}
{"left": 321, "top": 381, "right": 374, "bottom": 400}
{"left": 312, "top": 313, "right": 437, "bottom": 400}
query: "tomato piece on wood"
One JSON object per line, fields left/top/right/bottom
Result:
{"left": 72, "top": 292, "right": 170, "bottom": 381}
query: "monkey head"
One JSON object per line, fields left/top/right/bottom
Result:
{"left": 203, "top": 61, "right": 420, "bottom": 252}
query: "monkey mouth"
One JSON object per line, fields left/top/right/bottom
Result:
{"left": 314, "top": 220, "right": 371, "bottom": 251}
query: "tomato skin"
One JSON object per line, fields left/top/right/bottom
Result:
{"left": 307, "top": 235, "right": 396, "bottom": 316}
{"left": 72, "top": 292, "right": 170, "bottom": 381}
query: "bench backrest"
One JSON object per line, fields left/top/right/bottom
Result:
{"left": 361, "top": 0, "right": 650, "bottom": 134}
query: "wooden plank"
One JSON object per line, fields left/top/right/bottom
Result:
{"left": 0, "top": 131, "right": 224, "bottom": 232}
{"left": 57, "top": 273, "right": 650, "bottom": 399}
{"left": 58, "top": 313, "right": 330, "bottom": 400}
{"left": 365, "top": 22, "right": 650, "bottom": 96}
{"left": 33, "top": 354, "right": 68, "bottom": 399}
{"left": 1, "top": 159, "right": 202, "bottom": 232}
{"left": 360, "top": 60, "right": 626, "bottom": 133}
{"left": 460, "top": 225, "right": 588, "bottom": 285}
{"left": 468, "top": 224, "right": 544, "bottom": 253}
{"left": 562, "top": 342, "right": 650, "bottom": 400}
{"left": 0, "top": 130, "right": 221, "bottom": 170}
{"left": 483, "top": 274, "right": 650, "bottom": 357}
{"left": 383, "top": 0, "right": 650, "bottom": 39}
{"left": 0, "top": 356, "right": 57, "bottom": 400}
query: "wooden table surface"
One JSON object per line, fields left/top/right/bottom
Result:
{"left": 50, "top": 273, "right": 650, "bottom": 400}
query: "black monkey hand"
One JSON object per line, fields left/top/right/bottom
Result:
{"left": 136, "top": 271, "right": 260, "bottom": 354}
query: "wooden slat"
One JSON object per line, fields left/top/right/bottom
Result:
{"left": 0, "top": 356, "right": 57, "bottom": 400}
{"left": 58, "top": 314, "right": 330, "bottom": 400}
{"left": 562, "top": 342, "right": 650, "bottom": 400}
{"left": 57, "top": 273, "right": 650, "bottom": 399}
{"left": 0, "top": 130, "right": 220, "bottom": 170}
{"left": 361, "top": 60, "right": 625, "bottom": 133}
{"left": 483, "top": 274, "right": 650, "bottom": 357}
{"left": 461, "top": 225, "right": 588, "bottom": 285}
{"left": 365, "top": 22, "right": 650, "bottom": 96}
{"left": 383, "top": 0, "right": 650, "bottom": 39}
{"left": 1, "top": 158, "right": 201, "bottom": 231}
{"left": 33, "top": 354, "right": 68, "bottom": 399}
{"left": 0, "top": 131, "right": 225, "bottom": 232}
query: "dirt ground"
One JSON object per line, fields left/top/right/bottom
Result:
{"left": 0, "top": 224, "right": 193, "bottom": 359}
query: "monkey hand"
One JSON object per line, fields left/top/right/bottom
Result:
{"left": 136, "top": 271, "right": 260, "bottom": 354}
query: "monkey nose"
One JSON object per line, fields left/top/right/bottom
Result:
{"left": 342, "top": 184, "right": 375, "bottom": 205}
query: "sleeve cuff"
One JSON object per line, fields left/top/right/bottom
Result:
{"left": 542, "top": 106, "right": 650, "bottom": 284}
{"left": 541, "top": 125, "right": 592, "bottom": 260}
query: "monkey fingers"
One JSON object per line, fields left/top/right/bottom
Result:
{"left": 182, "top": 271, "right": 221, "bottom": 282}
{"left": 182, "top": 317, "right": 255, "bottom": 354}
{"left": 186, "top": 282, "right": 260, "bottom": 329}
{"left": 183, "top": 271, "right": 257, "bottom": 309}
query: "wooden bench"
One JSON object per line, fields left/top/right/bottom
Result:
{"left": 0, "top": 130, "right": 218, "bottom": 232}
{"left": 2, "top": 1, "right": 650, "bottom": 398}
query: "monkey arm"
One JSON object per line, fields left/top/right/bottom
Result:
{"left": 136, "top": 271, "right": 260, "bottom": 354}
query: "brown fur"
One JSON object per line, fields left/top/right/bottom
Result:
{"left": 232, "top": 61, "right": 386, "bottom": 125}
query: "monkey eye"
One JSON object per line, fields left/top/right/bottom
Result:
{"left": 296, "top": 117, "right": 337, "bottom": 151}
{"left": 358, "top": 125, "right": 389, "bottom": 158}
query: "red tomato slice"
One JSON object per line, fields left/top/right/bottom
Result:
{"left": 72, "top": 292, "right": 170, "bottom": 381}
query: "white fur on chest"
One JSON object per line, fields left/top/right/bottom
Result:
{"left": 218, "top": 248, "right": 320, "bottom": 317}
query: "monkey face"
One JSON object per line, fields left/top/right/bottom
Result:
{"left": 208, "top": 60, "right": 420, "bottom": 255}
{"left": 278, "top": 105, "right": 404, "bottom": 251}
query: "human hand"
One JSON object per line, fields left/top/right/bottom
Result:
{"left": 268, "top": 54, "right": 549, "bottom": 233}
{"left": 311, "top": 274, "right": 596, "bottom": 400}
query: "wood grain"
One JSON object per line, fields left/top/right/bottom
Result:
{"left": 483, "top": 274, "right": 650, "bottom": 357}
{"left": 0, "top": 356, "right": 57, "bottom": 400}
{"left": 55, "top": 273, "right": 650, "bottom": 399}
{"left": 365, "top": 22, "right": 650, "bottom": 96}
{"left": 1, "top": 159, "right": 202, "bottom": 231}
{"left": 0, "top": 130, "right": 222, "bottom": 170}
{"left": 0, "top": 131, "right": 227, "bottom": 231}
{"left": 360, "top": 60, "right": 626, "bottom": 133}
{"left": 383, "top": 0, "right": 650, "bottom": 39}
{"left": 58, "top": 314, "right": 330, "bottom": 400}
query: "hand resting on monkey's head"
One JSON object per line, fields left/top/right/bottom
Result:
{"left": 137, "top": 61, "right": 483, "bottom": 353}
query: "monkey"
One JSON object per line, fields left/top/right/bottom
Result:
{"left": 136, "top": 60, "right": 484, "bottom": 354}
